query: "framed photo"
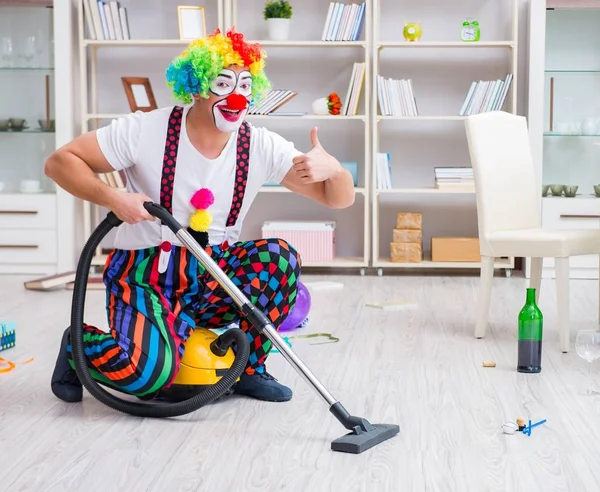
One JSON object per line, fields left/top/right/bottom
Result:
{"left": 178, "top": 6, "right": 206, "bottom": 40}
{"left": 121, "top": 77, "right": 157, "bottom": 112}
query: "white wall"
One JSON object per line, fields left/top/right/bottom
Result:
{"left": 85, "top": 0, "right": 531, "bottom": 262}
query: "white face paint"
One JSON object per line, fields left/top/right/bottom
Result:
{"left": 210, "top": 68, "right": 252, "bottom": 133}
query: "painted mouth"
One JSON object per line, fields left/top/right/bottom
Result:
{"left": 218, "top": 106, "right": 244, "bottom": 122}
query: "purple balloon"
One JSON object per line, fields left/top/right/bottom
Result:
{"left": 279, "top": 282, "right": 311, "bottom": 332}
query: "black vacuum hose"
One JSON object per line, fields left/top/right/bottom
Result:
{"left": 70, "top": 206, "right": 250, "bottom": 418}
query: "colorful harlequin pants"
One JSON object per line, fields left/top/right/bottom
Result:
{"left": 66, "top": 238, "right": 301, "bottom": 397}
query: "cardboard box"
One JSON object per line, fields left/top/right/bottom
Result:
{"left": 431, "top": 237, "right": 480, "bottom": 262}
{"left": 390, "top": 242, "right": 422, "bottom": 263}
{"left": 392, "top": 228, "right": 422, "bottom": 243}
{"left": 396, "top": 212, "right": 422, "bottom": 230}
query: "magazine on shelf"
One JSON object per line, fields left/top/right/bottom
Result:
{"left": 247, "top": 89, "right": 297, "bottom": 115}
{"left": 321, "top": 2, "right": 366, "bottom": 41}
{"left": 459, "top": 73, "right": 513, "bottom": 115}
{"left": 83, "top": 0, "right": 131, "bottom": 40}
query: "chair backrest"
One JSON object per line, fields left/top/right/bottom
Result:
{"left": 464, "top": 111, "right": 541, "bottom": 247}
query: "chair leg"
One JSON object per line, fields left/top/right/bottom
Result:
{"left": 529, "top": 257, "right": 543, "bottom": 304}
{"left": 555, "top": 257, "right": 570, "bottom": 353}
{"left": 475, "top": 255, "right": 495, "bottom": 339}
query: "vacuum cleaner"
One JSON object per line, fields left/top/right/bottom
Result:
{"left": 69, "top": 201, "right": 399, "bottom": 454}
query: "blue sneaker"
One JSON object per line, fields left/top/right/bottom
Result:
{"left": 234, "top": 370, "right": 292, "bottom": 402}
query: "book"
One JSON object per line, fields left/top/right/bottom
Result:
{"left": 376, "top": 75, "right": 418, "bottom": 116}
{"left": 459, "top": 74, "right": 513, "bottom": 116}
{"left": 434, "top": 167, "right": 475, "bottom": 190}
{"left": 248, "top": 89, "right": 297, "bottom": 115}
{"left": 342, "top": 62, "right": 366, "bottom": 116}
{"left": 376, "top": 152, "right": 393, "bottom": 189}
{"left": 321, "top": 2, "right": 366, "bottom": 41}
{"left": 24, "top": 271, "right": 76, "bottom": 291}
{"left": 83, "top": 0, "right": 131, "bottom": 40}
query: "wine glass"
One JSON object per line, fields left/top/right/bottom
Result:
{"left": 575, "top": 329, "right": 600, "bottom": 395}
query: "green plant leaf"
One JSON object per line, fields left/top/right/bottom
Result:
{"left": 263, "top": 0, "right": 292, "bottom": 20}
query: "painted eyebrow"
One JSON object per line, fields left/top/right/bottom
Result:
{"left": 240, "top": 75, "right": 251, "bottom": 81}
{"left": 218, "top": 73, "right": 233, "bottom": 79}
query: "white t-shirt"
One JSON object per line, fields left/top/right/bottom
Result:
{"left": 96, "top": 105, "right": 302, "bottom": 249}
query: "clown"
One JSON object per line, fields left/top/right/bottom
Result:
{"left": 46, "top": 28, "right": 355, "bottom": 404}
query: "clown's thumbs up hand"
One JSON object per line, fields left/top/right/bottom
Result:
{"left": 292, "top": 127, "right": 341, "bottom": 183}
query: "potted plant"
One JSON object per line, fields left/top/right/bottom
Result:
{"left": 263, "top": 0, "right": 292, "bottom": 41}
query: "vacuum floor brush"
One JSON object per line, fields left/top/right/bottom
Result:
{"left": 69, "top": 201, "right": 400, "bottom": 454}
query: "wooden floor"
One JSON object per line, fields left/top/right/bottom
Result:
{"left": 3, "top": 271, "right": 600, "bottom": 492}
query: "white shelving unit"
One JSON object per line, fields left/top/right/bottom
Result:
{"left": 0, "top": 0, "right": 77, "bottom": 276}
{"left": 370, "top": 0, "right": 519, "bottom": 276}
{"left": 224, "top": 0, "right": 372, "bottom": 272}
{"left": 77, "top": 0, "right": 226, "bottom": 267}
{"left": 73, "top": 0, "right": 525, "bottom": 276}
{"left": 78, "top": 0, "right": 372, "bottom": 273}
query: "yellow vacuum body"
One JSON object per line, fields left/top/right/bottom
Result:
{"left": 158, "top": 328, "right": 239, "bottom": 401}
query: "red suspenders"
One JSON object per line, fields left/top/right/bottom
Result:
{"left": 159, "top": 105, "right": 251, "bottom": 244}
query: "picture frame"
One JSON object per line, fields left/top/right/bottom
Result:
{"left": 178, "top": 6, "right": 206, "bottom": 40}
{"left": 121, "top": 77, "right": 158, "bottom": 112}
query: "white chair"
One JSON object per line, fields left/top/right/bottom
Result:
{"left": 464, "top": 111, "right": 600, "bottom": 353}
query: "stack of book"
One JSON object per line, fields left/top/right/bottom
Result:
{"left": 434, "top": 167, "right": 475, "bottom": 191}
{"left": 321, "top": 2, "right": 366, "bottom": 41}
{"left": 342, "top": 62, "right": 366, "bottom": 116}
{"left": 83, "top": 0, "right": 131, "bottom": 40}
{"left": 375, "top": 152, "right": 393, "bottom": 189}
{"left": 458, "top": 74, "right": 513, "bottom": 116}
{"left": 376, "top": 76, "right": 418, "bottom": 116}
{"left": 247, "top": 89, "right": 297, "bottom": 115}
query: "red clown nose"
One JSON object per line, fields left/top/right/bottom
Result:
{"left": 227, "top": 93, "right": 247, "bottom": 110}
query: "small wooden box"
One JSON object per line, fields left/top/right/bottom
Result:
{"left": 431, "top": 237, "right": 480, "bottom": 262}
{"left": 390, "top": 242, "right": 422, "bottom": 263}
{"left": 396, "top": 212, "right": 422, "bottom": 230}
{"left": 392, "top": 228, "right": 422, "bottom": 243}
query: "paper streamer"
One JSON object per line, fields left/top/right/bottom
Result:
{"left": 0, "top": 356, "right": 34, "bottom": 374}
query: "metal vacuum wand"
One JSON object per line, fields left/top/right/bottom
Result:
{"left": 146, "top": 202, "right": 400, "bottom": 454}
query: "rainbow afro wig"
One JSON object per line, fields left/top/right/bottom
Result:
{"left": 165, "top": 27, "right": 271, "bottom": 105}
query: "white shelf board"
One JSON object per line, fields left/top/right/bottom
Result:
{"left": 377, "top": 41, "right": 515, "bottom": 49}
{"left": 374, "top": 258, "right": 513, "bottom": 269}
{"left": 376, "top": 188, "right": 475, "bottom": 194}
{"left": 261, "top": 186, "right": 367, "bottom": 194}
{"left": 303, "top": 257, "right": 366, "bottom": 268}
{"left": 91, "top": 252, "right": 366, "bottom": 268}
{"left": 86, "top": 113, "right": 365, "bottom": 121}
{"left": 83, "top": 39, "right": 191, "bottom": 47}
{"left": 377, "top": 115, "right": 467, "bottom": 121}
{"left": 82, "top": 39, "right": 367, "bottom": 48}
{"left": 249, "top": 40, "right": 367, "bottom": 47}
{"left": 248, "top": 114, "right": 365, "bottom": 120}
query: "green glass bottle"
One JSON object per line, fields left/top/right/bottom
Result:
{"left": 517, "top": 288, "right": 543, "bottom": 373}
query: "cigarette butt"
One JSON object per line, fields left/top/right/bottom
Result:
{"left": 482, "top": 361, "right": 496, "bottom": 367}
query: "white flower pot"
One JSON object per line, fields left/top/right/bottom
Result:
{"left": 312, "top": 97, "right": 329, "bottom": 115}
{"left": 267, "top": 18, "right": 290, "bottom": 41}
